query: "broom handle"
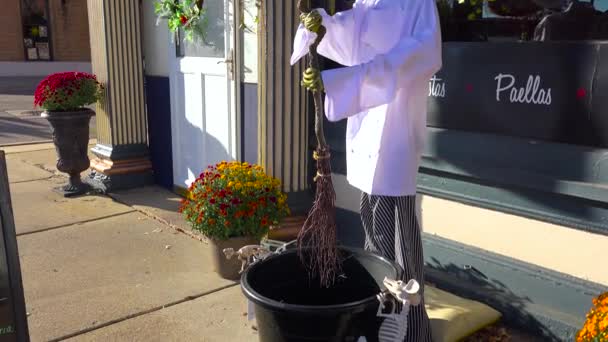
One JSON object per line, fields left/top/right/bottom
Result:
{"left": 298, "top": 0, "right": 327, "bottom": 150}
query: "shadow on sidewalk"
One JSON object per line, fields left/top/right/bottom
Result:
{"left": 426, "top": 258, "right": 562, "bottom": 341}
{"left": 0, "top": 115, "right": 52, "bottom": 144}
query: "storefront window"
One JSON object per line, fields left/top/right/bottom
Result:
{"left": 438, "top": 0, "right": 608, "bottom": 42}
{"left": 416, "top": 1, "right": 608, "bottom": 229}
{"left": 428, "top": 0, "right": 608, "bottom": 149}
{"left": 20, "top": 0, "right": 51, "bottom": 61}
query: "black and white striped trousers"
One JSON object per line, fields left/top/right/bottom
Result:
{"left": 360, "top": 193, "right": 433, "bottom": 342}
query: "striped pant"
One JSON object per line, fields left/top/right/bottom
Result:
{"left": 360, "top": 193, "right": 433, "bottom": 342}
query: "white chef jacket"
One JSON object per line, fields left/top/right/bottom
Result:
{"left": 291, "top": 0, "right": 442, "bottom": 196}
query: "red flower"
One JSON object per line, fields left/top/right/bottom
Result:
{"left": 218, "top": 190, "right": 226, "bottom": 198}
{"left": 269, "top": 196, "right": 277, "bottom": 203}
{"left": 209, "top": 198, "right": 216, "bottom": 204}
{"left": 180, "top": 15, "right": 188, "bottom": 25}
{"left": 220, "top": 203, "right": 228, "bottom": 211}
{"left": 34, "top": 71, "right": 99, "bottom": 110}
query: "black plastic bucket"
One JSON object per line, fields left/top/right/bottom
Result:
{"left": 241, "top": 247, "right": 402, "bottom": 342}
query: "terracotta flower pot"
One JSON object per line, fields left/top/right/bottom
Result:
{"left": 208, "top": 235, "right": 260, "bottom": 281}
{"left": 42, "top": 108, "right": 94, "bottom": 197}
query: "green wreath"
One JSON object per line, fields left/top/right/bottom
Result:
{"left": 155, "top": 0, "right": 208, "bottom": 42}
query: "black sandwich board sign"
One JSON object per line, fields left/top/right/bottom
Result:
{"left": 0, "top": 151, "right": 30, "bottom": 342}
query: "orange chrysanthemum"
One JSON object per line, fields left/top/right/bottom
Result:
{"left": 577, "top": 292, "right": 608, "bottom": 342}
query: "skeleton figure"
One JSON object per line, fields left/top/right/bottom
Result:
{"left": 223, "top": 245, "right": 271, "bottom": 274}
{"left": 358, "top": 278, "right": 422, "bottom": 342}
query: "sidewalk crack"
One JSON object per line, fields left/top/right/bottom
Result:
{"left": 17, "top": 211, "right": 136, "bottom": 237}
{"left": 48, "top": 284, "right": 239, "bottom": 342}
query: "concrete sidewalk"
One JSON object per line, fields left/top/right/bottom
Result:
{"left": 3, "top": 143, "right": 256, "bottom": 342}
{"left": 2, "top": 143, "right": 541, "bottom": 342}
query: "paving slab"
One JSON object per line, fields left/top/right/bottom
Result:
{"left": 18, "top": 212, "right": 235, "bottom": 342}
{"left": 111, "top": 186, "right": 192, "bottom": 232}
{"left": 64, "top": 285, "right": 254, "bottom": 342}
{"left": 11, "top": 178, "right": 134, "bottom": 235}
{"left": 4, "top": 156, "right": 53, "bottom": 183}
{"left": 4, "top": 146, "right": 96, "bottom": 177}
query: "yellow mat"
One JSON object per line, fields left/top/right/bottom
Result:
{"left": 425, "top": 286, "right": 502, "bottom": 342}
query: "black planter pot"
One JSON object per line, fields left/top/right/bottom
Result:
{"left": 241, "top": 247, "right": 402, "bottom": 342}
{"left": 42, "top": 109, "right": 94, "bottom": 197}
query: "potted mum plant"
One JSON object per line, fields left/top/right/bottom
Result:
{"left": 34, "top": 72, "right": 103, "bottom": 197}
{"left": 179, "top": 161, "right": 290, "bottom": 280}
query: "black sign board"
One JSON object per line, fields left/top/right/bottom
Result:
{"left": 427, "top": 42, "right": 608, "bottom": 148}
{"left": 0, "top": 151, "right": 30, "bottom": 342}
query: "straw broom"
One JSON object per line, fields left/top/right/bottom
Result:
{"left": 296, "top": 0, "right": 340, "bottom": 288}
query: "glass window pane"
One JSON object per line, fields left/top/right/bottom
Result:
{"left": 21, "top": 0, "right": 51, "bottom": 60}
{"left": 178, "top": 0, "right": 225, "bottom": 58}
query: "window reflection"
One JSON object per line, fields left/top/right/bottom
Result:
{"left": 438, "top": 0, "right": 608, "bottom": 42}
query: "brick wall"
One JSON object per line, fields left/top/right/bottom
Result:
{"left": 49, "top": 0, "right": 90, "bottom": 61}
{"left": 0, "top": 0, "right": 25, "bottom": 61}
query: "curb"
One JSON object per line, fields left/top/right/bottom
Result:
{"left": 0, "top": 139, "right": 97, "bottom": 154}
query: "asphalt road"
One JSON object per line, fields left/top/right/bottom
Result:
{"left": 0, "top": 77, "right": 96, "bottom": 146}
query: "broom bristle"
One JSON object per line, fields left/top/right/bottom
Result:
{"left": 297, "top": 147, "right": 340, "bottom": 287}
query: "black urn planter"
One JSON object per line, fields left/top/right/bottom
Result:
{"left": 42, "top": 108, "right": 94, "bottom": 197}
{"left": 241, "top": 246, "right": 402, "bottom": 342}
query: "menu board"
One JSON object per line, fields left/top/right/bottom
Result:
{"left": 0, "top": 152, "right": 30, "bottom": 342}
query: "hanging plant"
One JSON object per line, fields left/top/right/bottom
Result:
{"left": 456, "top": 0, "right": 486, "bottom": 21}
{"left": 154, "top": 0, "right": 208, "bottom": 42}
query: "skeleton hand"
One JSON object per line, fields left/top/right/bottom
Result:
{"left": 383, "top": 278, "right": 422, "bottom": 306}
{"left": 223, "top": 248, "right": 235, "bottom": 260}
{"left": 300, "top": 10, "right": 322, "bottom": 33}
{"left": 302, "top": 67, "right": 324, "bottom": 93}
